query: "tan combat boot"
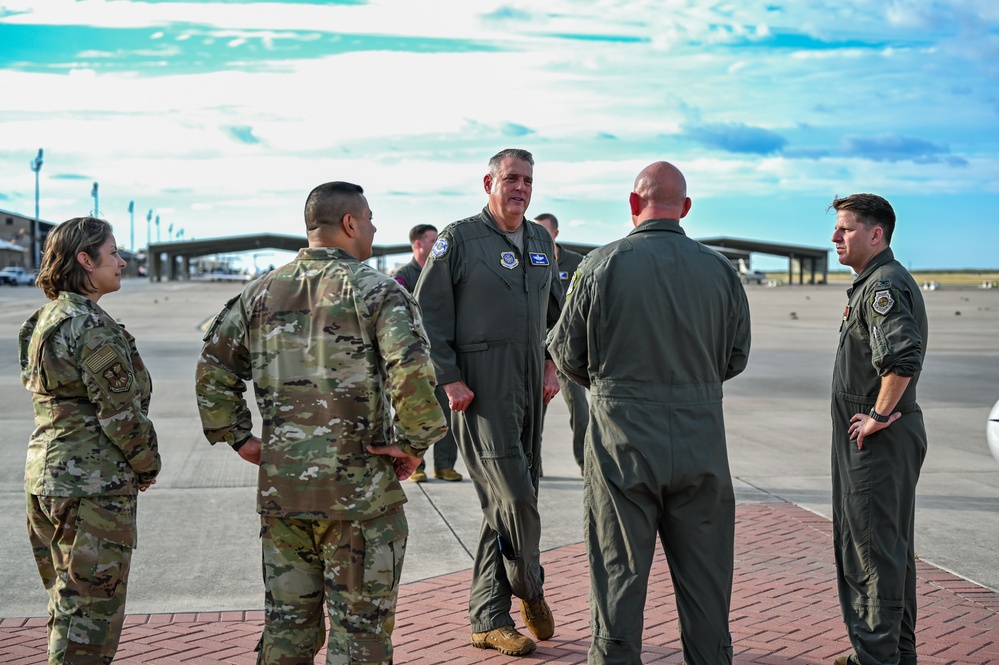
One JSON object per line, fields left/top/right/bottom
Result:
{"left": 471, "top": 626, "right": 536, "bottom": 656}
{"left": 520, "top": 595, "right": 555, "bottom": 640}
{"left": 434, "top": 467, "right": 462, "bottom": 481}
{"left": 408, "top": 469, "right": 427, "bottom": 483}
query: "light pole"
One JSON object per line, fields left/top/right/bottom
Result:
{"left": 91, "top": 182, "right": 99, "bottom": 216}
{"left": 146, "top": 209, "right": 152, "bottom": 249}
{"left": 128, "top": 201, "right": 135, "bottom": 252}
{"left": 30, "top": 148, "right": 43, "bottom": 269}
{"left": 155, "top": 215, "right": 161, "bottom": 243}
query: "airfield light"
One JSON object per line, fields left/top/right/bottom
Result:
{"left": 128, "top": 201, "right": 135, "bottom": 252}
{"left": 91, "top": 182, "right": 99, "bottom": 216}
{"left": 30, "top": 148, "right": 43, "bottom": 269}
{"left": 146, "top": 209, "right": 153, "bottom": 249}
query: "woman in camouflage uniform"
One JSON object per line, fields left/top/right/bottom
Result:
{"left": 19, "top": 217, "right": 161, "bottom": 664}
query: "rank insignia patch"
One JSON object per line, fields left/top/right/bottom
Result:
{"left": 872, "top": 289, "right": 896, "bottom": 316}
{"left": 500, "top": 251, "right": 519, "bottom": 269}
{"left": 529, "top": 252, "right": 549, "bottom": 266}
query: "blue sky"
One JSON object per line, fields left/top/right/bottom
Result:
{"left": 1, "top": 0, "right": 997, "bottom": 271}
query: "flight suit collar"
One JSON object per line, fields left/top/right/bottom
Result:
{"left": 848, "top": 247, "right": 895, "bottom": 296}
{"left": 479, "top": 206, "right": 539, "bottom": 240}
{"left": 629, "top": 218, "right": 686, "bottom": 237}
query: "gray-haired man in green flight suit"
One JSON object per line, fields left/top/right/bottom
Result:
{"left": 829, "top": 193, "right": 928, "bottom": 665}
{"left": 415, "top": 148, "right": 564, "bottom": 657}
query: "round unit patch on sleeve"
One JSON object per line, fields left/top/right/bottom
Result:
{"left": 431, "top": 235, "right": 450, "bottom": 259}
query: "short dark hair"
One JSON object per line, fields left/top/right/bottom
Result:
{"left": 488, "top": 148, "right": 534, "bottom": 173}
{"left": 304, "top": 181, "right": 365, "bottom": 232}
{"left": 534, "top": 213, "right": 557, "bottom": 229}
{"left": 36, "top": 217, "right": 113, "bottom": 300}
{"left": 830, "top": 193, "right": 896, "bottom": 245}
{"left": 409, "top": 224, "right": 437, "bottom": 244}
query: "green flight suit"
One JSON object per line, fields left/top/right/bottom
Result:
{"left": 197, "top": 247, "right": 447, "bottom": 665}
{"left": 544, "top": 243, "right": 589, "bottom": 470}
{"left": 831, "top": 248, "right": 927, "bottom": 665}
{"left": 391, "top": 258, "right": 459, "bottom": 474}
{"left": 19, "top": 292, "right": 161, "bottom": 665}
{"left": 415, "top": 207, "right": 563, "bottom": 633}
{"left": 548, "top": 219, "right": 751, "bottom": 665}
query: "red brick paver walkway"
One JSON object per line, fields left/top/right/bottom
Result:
{"left": 3, "top": 503, "right": 997, "bottom": 664}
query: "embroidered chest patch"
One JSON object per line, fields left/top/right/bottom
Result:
{"left": 529, "top": 252, "right": 549, "bottom": 266}
{"left": 500, "top": 251, "right": 519, "bottom": 269}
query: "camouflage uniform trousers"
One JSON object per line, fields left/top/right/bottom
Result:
{"left": 259, "top": 508, "right": 408, "bottom": 665}
{"left": 26, "top": 493, "right": 137, "bottom": 665}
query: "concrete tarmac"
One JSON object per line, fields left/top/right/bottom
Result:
{"left": 1, "top": 278, "right": 997, "bottom": 619}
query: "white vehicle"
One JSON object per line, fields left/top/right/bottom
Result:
{"left": 0, "top": 266, "right": 35, "bottom": 286}
{"left": 738, "top": 258, "right": 766, "bottom": 285}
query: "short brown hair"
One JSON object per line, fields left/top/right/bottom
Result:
{"left": 409, "top": 224, "right": 437, "bottom": 244}
{"left": 36, "top": 217, "right": 113, "bottom": 300}
{"left": 830, "top": 193, "right": 896, "bottom": 245}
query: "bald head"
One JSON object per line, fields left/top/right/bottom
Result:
{"left": 629, "top": 161, "right": 691, "bottom": 225}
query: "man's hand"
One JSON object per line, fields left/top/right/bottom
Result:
{"left": 848, "top": 411, "right": 902, "bottom": 450}
{"left": 237, "top": 436, "right": 262, "bottom": 465}
{"left": 444, "top": 381, "right": 475, "bottom": 412}
{"left": 139, "top": 479, "right": 156, "bottom": 492}
{"left": 366, "top": 444, "right": 423, "bottom": 480}
{"left": 542, "top": 360, "right": 560, "bottom": 404}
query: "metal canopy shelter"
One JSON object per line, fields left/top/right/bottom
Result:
{"left": 147, "top": 233, "right": 827, "bottom": 285}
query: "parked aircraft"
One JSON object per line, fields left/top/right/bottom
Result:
{"left": 738, "top": 258, "right": 766, "bottom": 284}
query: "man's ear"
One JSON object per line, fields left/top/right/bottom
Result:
{"left": 483, "top": 173, "right": 493, "bottom": 195}
{"left": 629, "top": 192, "right": 642, "bottom": 217}
{"left": 341, "top": 213, "right": 356, "bottom": 238}
{"left": 680, "top": 197, "right": 692, "bottom": 219}
{"left": 871, "top": 224, "right": 884, "bottom": 246}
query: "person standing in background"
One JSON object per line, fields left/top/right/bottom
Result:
{"left": 534, "top": 212, "right": 589, "bottom": 473}
{"left": 392, "top": 223, "right": 462, "bottom": 483}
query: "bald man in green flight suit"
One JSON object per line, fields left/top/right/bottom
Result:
{"left": 549, "top": 161, "right": 751, "bottom": 665}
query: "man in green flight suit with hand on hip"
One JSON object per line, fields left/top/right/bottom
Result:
{"left": 415, "top": 148, "right": 563, "bottom": 657}
{"left": 829, "top": 193, "right": 928, "bottom": 665}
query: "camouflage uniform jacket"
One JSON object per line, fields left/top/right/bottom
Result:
{"left": 196, "top": 246, "right": 447, "bottom": 520}
{"left": 19, "top": 292, "right": 160, "bottom": 497}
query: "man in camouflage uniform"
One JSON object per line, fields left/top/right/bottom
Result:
{"left": 829, "top": 194, "right": 928, "bottom": 665}
{"left": 196, "top": 181, "right": 447, "bottom": 665}
{"left": 548, "top": 162, "right": 751, "bottom": 665}
{"left": 391, "top": 223, "right": 462, "bottom": 483}
{"left": 20, "top": 216, "right": 161, "bottom": 664}
{"left": 534, "top": 213, "right": 590, "bottom": 472}
{"left": 415, "top": 149, "right": 563, "bottom": 657}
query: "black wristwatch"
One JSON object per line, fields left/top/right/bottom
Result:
{"left": 868, "top": 408, "right": 890, "bottom": 423}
